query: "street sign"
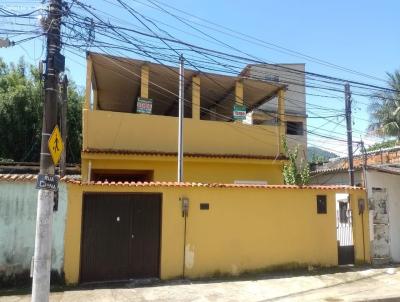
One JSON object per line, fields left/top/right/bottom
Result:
{"left": 48, "top": 125, "right": 64, "bottom": 165}
{"left": 137, "top": 97, "right": 153, "bottom": 114}
{"left": 36, "top": 174, "right": 59, "bottom": 191}
{"left": 233, "top": 104, "right": 247, "bottom": 121}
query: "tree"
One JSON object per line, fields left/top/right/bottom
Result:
{"left": 0, "top": 57, "right": 83, "bottom": 163}
{"left": 282, "top": 139, "right": 310, "bottom": 186}
{"left": 368, "top": 69, "right": 400, "bottom": 140}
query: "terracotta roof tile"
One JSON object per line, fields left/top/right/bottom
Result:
{"left": 0, "top": 174, "right": 363, "bottom": 190}
{"left": 82, "top": 149, "right": 287, "bottom": 161}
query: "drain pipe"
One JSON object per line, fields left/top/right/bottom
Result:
{"left": 181, "top": 197, "right": 189, "bottom": 278}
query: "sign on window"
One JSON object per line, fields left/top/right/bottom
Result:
{"left": 137, "top": 97, "right": 153, "bottom": 114}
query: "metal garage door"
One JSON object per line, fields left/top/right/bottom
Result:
{"left": 80, "top": 193, "right": 161, "bottom": 283}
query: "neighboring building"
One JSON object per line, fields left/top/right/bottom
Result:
{"left": 241, "top": 64, "right": 307, "bottom": 160}
{"left": 311, "top": 163, "right": 400, "bottom": 264}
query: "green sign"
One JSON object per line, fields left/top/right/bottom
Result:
{"left": 233, "top": 104, "right": 246, "bottom": 121}
{"left": 137, "top": 97, "right": 153, "bottom": 114}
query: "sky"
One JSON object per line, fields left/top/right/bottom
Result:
{"left": 1, "top": 0, "right": 400, "bottom": 156}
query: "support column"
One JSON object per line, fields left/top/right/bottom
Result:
{"left": 278, "top": 89, "right": 286, "bottom": 154}
{"left": 235, "top": 80, "right": 244, "bottom": 106}
{"left": 84, "top": 56, "right": 92, "bottom": 110}
{"left": 141, "top": 64, "right": 149, "bottom": 99}
{"left": 192, "top": 75, "right": 200, "bottom": 120}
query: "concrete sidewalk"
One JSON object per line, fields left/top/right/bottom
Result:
{"left": 1, "top": 266, "right": 400, "bottom": 302}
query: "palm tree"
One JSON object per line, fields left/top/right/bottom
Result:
{"left": 368, "top": 70, "right": 400, "bottom": 140}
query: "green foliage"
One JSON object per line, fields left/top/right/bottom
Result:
{"left": 368, "top": 69, "right": 400, "bottom": 139}
{"left": 307, "top": 146, "right": 338, "bottom": 163}
{"left": 0, "top": 57, "right": 84, "bottom": 163}
{"left": 366, "top": 139, "right": 399, "bottom": 151}
{"left": 282, "top": 139, "right": 310, "bottom": 186}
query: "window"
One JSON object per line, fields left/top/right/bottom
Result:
{"left": 317, "top": 195, "right": 327, "bottom": 214}
{"left": 286, "top": 121, "right": 303, "bottom": 135}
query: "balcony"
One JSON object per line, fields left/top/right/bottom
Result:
{"left": 83, "top": 52, "right": 288, "bottom": 158}
{"left": 83, "top": 109, "right": 281, "bottom": 157}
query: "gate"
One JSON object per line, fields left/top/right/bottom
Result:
{"left": 337, "top": 204, "right": 354, "bottom": 265}
{"left": 80, "top": 193, "right": 162, "bottom": 283}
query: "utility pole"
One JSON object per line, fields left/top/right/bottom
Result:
{"left": 177, "top": 55, "right": 184, "bottom": 182}
{"left": 59, "top": 75, "right": 68, "bottom": 177}
{"left": 345, "top": 83, "right": 354, "bottom": 186}
{"left": 32, "top": 1, "right": 63, "bottom": 301}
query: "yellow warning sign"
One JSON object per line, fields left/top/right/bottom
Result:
{"left": 48, "top": 125, "right": 64, "bottom": 165}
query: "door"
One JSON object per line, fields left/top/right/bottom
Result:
{"left": 80, "top": 193, "right": 161, "bottom": 283}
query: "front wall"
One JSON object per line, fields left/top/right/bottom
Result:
{"left": 81, "top": 156, "right": 284, "bottom": 184}
{"left": 64, "top": 184, "right": 369, "bottom": 284}
{"left": 0, "top": 182, "right": 68, "bottom": 278}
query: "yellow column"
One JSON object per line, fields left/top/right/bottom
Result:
{"left": 93, "top": 89, "right": 98, "bottom": 110}
{"left": 84, "top": 57, "right": 92, "bottom": 110}
{"left": 278, "top": 89, "right": 286, "bottom": 154}
{"left": 141, "top": 64, "right": 149, "bottom": 99}
{"left": 235, "top": 80, "right": 244, "bottom": 105}
{"left": 192, "top": 75, "right": 201, "bottom": 119}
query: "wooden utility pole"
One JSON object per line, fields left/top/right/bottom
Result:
{"left": 31, "top": 0, "right": 63, "bottom": 301}
{"left": 59, "top": 75, "right": 68, "bottom": 177}
{"left": 345, "top": 83, "right": 355, "bottom": 186}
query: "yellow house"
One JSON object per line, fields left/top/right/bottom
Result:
{"left": 81, "top": 52, "right": 289, "bottom": 184}
{"left": 62, "top": 52, "right": 370, "bottom": 285}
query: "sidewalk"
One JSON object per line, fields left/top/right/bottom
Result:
{"left": 1, "top": 266, "right": 400, "bottom": 301}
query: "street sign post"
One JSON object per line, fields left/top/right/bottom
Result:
{"left": 48, "top": 125, "right": 64, "bottom": 165}
{"left": 36, "top": 174, "right": 59, "bottom": 191}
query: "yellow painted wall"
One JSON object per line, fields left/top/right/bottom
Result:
{"left": 82, "top": 109, "right": 280, "bottom": 156}
{"left": 64, "top": 184, "right": 369, "bottom": 284}
{"left": 81, "top": 153, "right": 284, "bottom": 184}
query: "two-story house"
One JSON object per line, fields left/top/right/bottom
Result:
{"left": 81, "top": 52, "right": 289, "bottom": 185}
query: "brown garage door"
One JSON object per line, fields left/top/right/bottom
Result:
{"left": 80, "top": 193, "right": 161, "bottom": 283}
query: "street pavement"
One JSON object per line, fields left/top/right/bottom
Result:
{"left": 1, "top": 266, "right": 400, "bottom": 302}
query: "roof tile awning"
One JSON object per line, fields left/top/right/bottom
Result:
{"left": 82, "top": 148, "right": 287, "bottom": 160}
